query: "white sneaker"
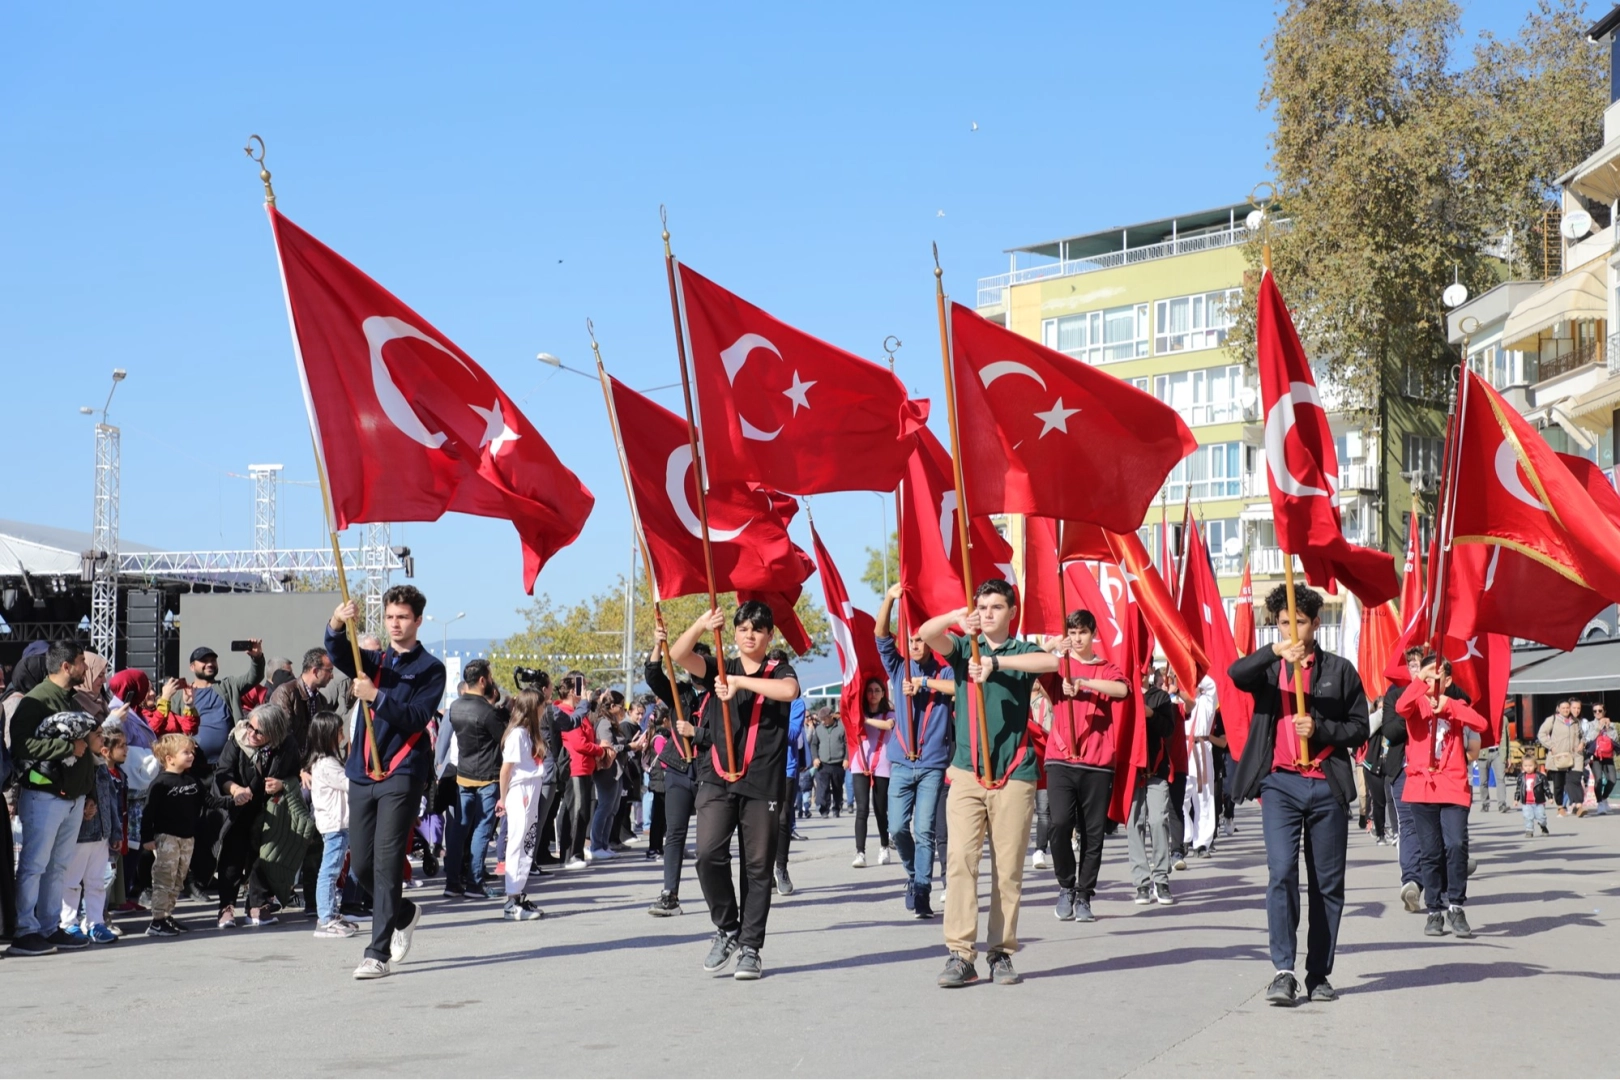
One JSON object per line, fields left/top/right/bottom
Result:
{"left": 564, "top": 858, "right": 588, "bottom": 870}
{"left": 852, "top": 851, "right": 867, "bottom": 868}
{"left": 353, "top": 957, "right": 389, "bottom": 979}
{"left": 1032, "top": 850, "right": 1048, "bottom": 869}
{"left": 390, "top": 904, "right": 422, "bottom": 964}
{"left": 581, "top": 848, "right": 594, "bottom": 862}
{"left": 590, "top": 848, "right": 617, "bottom": 861}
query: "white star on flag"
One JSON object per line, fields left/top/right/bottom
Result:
{"left": 1033, "top": 397, "right": 1080, "bottom": 437}
{"left": 471, "top": 400, "right": 520, "bottom": 455}
{"left": 783, "top": 370, "right": 816, "bottom": 415}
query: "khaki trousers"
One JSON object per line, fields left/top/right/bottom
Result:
{"left": 942, "top": 766, "right": 1036, "bottom": 963}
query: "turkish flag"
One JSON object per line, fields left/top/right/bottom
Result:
{"left": 738, "top": 585, "right": 815, "bottom": 656}
{"left": 810, "top": 524, "right": 888, "bottom": 768}
{"left": 1178, "top": 521, "right": 1253, "bottom": 760}
{"left": 897, "top": 426, "right": 1017, "bottom": 634}
{"left": 1232, "top": 563, "right": 1255, "bottom": 657}
{"left": 268, "top": 209, "right": 593, "bottom": 592}
{"left": 1256, "top": 271, "right": 1398, "bottom": 606}
{"left": 677, "top": 262, "right": 926, "bottom": 495}
{"left": 949, "top": 303, "right": 1198, "bottom": 533}
{"left": 1359, "top": 600, "right": 1400, "bottom": 700}
{"left": 1108, "top": 530, "right": 1208, "bottom": 695}
{"left": 1448, "top": 369, "right": 1620, "bottom": 603}
{"left": 1399, "top": 510, "right": 1424, "bottom": 633}
{"left": 1065, "top": 560, "right": 1145, "bottom": 824}
{"left": 608, "top": 375, "right": 810, "bottom": 602}
{"left": 1444, "top": 453, "right": 1620, "bottom": 651}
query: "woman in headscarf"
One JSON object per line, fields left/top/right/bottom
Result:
{"left": 212, "top": 702, "right": 301, "bottom": 928}
{"left": 73, "top": 651, "right": 112, "bottom": 722}
{"left": 0, "top": 640, "right": 50, "bottom": 938}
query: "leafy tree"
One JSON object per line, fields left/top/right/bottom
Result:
{"left": 861, "top": 537, "right": 899, "bottom": 598}
{"left": 488, "top": 571, "right": 829, "bottom": 693}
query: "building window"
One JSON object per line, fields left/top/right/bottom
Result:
{"left": 1469, "top": 342, "right": 1522, "bottom": 389}
{"left": 1165, "top": 442, "right": 1242, "bottom": 502}
{"left": 1402, "top": 434, "right": 1445, "bottom": 487}
{"left": 1042, "top": 303, "right": 1150, "bottom": 364}
{"left": 1153, "top": 365, "right": 1246, "bottom": 426}
{"left": 1154, "top": 289, "right": 1240, "bottom": 354}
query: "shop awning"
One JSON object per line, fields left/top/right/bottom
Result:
{"left": 1508, "top": 636, "right": 1620, "bottom": 695}
{"left": 1567, "top": 371, "right": 1620, "bottom": 421}
{"left": 1501, "top": 258, "right": 1608, "bottom": 352}
{"left": 1559, "top": 137, "right": 1620, "bottom": 205}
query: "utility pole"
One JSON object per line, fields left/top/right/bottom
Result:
{"left": 249, "top": 464, "right": 283, "bottom": 591}
{"left": 86, "top": 370, "right": 126, "bottom": 662}
{"left": 360, "top": 522, "right": 391, "bottom": 633}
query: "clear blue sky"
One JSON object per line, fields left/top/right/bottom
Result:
{"left": 0, "top": 0, "right": 1556, "bottom": 640}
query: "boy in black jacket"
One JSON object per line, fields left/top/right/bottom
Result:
{"left": 1229, "top": 585, "right": 1369, "bottom": 1008}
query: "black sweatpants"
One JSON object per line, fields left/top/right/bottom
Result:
{"left": 349, "top": 772, "right": 424, "bottom": 964}
{"left": 852, "top": 774, "right": 890, "bottom": 853}
{"left": 815, "top": 764, "right": 846, "bottom": 814}
{"left": 1412, "top": 801, "right": 1470, "bottom": 911}
{"left": 1550, "top": 767, "right": 1584, "bottom": 808}
{"left": 694, "top": 780, "right": 780, "bottom": 950}
{"left": 562, "top": 775, "right": 593, "bottom": 861}
{"left": 648, "top": 789, "right": 667, "bottom": 855}
{"left": 776, "top": 788, "right": 796, "bottom": 871}
{"left": 1365, "top": 771, "right": 1391, "bottom": 839}
{"left": 1046, "top": 763, "right": 1114, "bottom": 898}
{"left": 1168, "top": 775, "right": 1187, "bottom": 858}
{"left": 662, "top": 767, "right": 696, "bottom": 896}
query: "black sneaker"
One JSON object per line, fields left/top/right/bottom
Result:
{"left": 913, "top": 888, "right": 935, "bottom": 919}
{"left": 442, "top": 887, "right": 466, "bottom": 900}
{"left": 1539, "top": 822, "right": 1550, "bottom": 835}
{"left": 1446, "top": 906, "right": 1473, "bottom": 938}
{"left": 905, "top": 881, "right": 916, "bottom": 912}
{"left": 1055, "top": 887, "right": 1076, "bottom": 921}
{"left": 503, "top": 896, "right": 544, "bottom": 921}
{"left": 1465, "top": 858, "right": 1477, "bottom": 878}
{"left": 775, "top": 867, "right": 794, "bottom": 896}
{"left": 1154, "top": 882, "right": 1175, "bottom": 905}
{"left": 986, "top": 950, "right": 1021, "bottom": 985}
{"left": 733, "top": 946, "right": 763, "bottom": 980}
{"left": 1266, "top": 971, "right": 1299, "bottom": 1007}
{"left": 1133, "top": 884, "right": 1153, "bottom": 905}
{"left": 1305, "top": 976, "right": 1337, "bottom": 1002}
{"left": 648, "top": 892, "right": 683, "bottom": 917}
{"left": 144, "top": 917, "right": 182, "bottom": 938}
{"left": 702, "top": 930, "right": 740, "bottom": 973}
{"left": 46, "top": 928, "right": 89, "bottom": 951}
{"left": 5, "top": 933, "right": 57, "bottom": 957}
{"left": 1424, "top": 912, "right": 1448, "bottom": 936}
{"left": 937, "top": 953, "right": 979, "bottom": 988}
{"left": 1072, "top": 894, "right": 1096, "bottom": 923}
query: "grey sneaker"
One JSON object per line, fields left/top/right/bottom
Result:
{"left": 733, "top": 946, "right": 763, "bottom": 980}
{"left": 1072, "top": 894, "right": 1096, "bottom": 923}
{"left": 702, "top": 930, "right": 740, "bottom": 973}
{"left": 937, "top": 954, "right": 979, "bottom": 988}
{"left": 775, "top": 867, "right": 795, "bottom": 896}
{"left": 1266, "top": 971, "right": 1298, "bottom": 1007}
{"left": 1446, "top": 906, "right": 1473, "bottom": 938}
{"left": 1306, "top": 976, "right": 1337, "bottom": 1002}
{"left": 503, "top": 896, "right": 544, "bottom": 921}
{"left": 1424, "top": 912, "right": 1447, "bottom": 936}
{"left": 1054, "top": 887, "right": 1076, "bottom": 921}
{"left": 648, "top": 892, "right": 683, "bottom": 917}
{"left": 987, "top": 950, "right": 1021, "bottom": 985}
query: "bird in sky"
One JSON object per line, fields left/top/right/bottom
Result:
{"left": 936, "top": 210, "right": 946, "bottom": 217}
{"left": 971, "top": 121, "right": 979, "bottom": 131}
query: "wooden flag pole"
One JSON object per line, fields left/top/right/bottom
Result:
{"left": 932, "top": 245, "right": 993, "bottom": 787}
{"left": 661, "top": 207, "right": 738, "bottom": 778}
{"left": 1254, "top": 199, "right": 1311, "bottom": 768}
{"left": 247, "top": 135, "right": 382, "bottom": 779}
{"left": 590, "top": 323, "right": 694, "bottom": 761}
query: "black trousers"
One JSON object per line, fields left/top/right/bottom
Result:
{"left": 1412, "top": 801, "right": 1470, "bottom": 911}
{"left": 539, "top": 775, "right": 563, "bottom": 861}
{"left": 1034, "top": 789, "right": 1051, "bottom": 852}
{"left": 815, "top": 764, "right": 846, "bottom": 814}
{"left": 1047, "top": 764, "right": 1114, "bottom": 897}
{"left": 1259, "top": 770, "right": 1347, "bottom": 980}
{"left": 776, "top": 787, "right": 795, "bottom": 870}
{"left": 558, "top": 775, "right": 593, "bottom": 861}
{"left": 216, "top": 811, "right": 272, "bottom": 914}
{"left": 349, "top": 772, "right": 424, "bottom": 963}
{"left": 662, "top": 768, "right": 696, "bottom": 896}
{"left": 1550, "top": 767, "right": 1584, "bottom": 807}
{"left": 0, "top": 792, "right": 15, "bottom": 938}
{"left": 1365, "top": 771, "right": 1391, "bottom": 839}
{"left": 694, "top": 780, "right": 780, "bottom": 950}
{"left": 1167, "top": 775, "right": 1187, "bottom": 857}
{"left": 648, "top": 789, "right": 667, "bottom": 854}
{"left": 852, "top": 774, "right": 890, "bottom": 852}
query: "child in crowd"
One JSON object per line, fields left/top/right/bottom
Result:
{"left": 1520, "top": 757, "right": 1549, "bottom": 837}
{"left": 60, "top": 725, "right": 122, "bottom": 944}
{"left": 307, "top": 711, "right": 358, "bottom": 939}
{"left": 498, "top": 689, "right": 548, "bottom": 921}
{"left": 142, "top": 734, "right": 238, "bottom": 937}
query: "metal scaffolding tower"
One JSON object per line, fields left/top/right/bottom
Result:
{"left": 90, "top": 420, "right": 120, "bottom": 660}
{"left": 248, "top": 464, "right": 283, "bottom": 590}
{"left": 360, "top": 522, "right": 392, "bottom": 633}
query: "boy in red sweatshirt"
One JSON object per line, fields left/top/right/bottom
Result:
{"left": 1396, "top": 656, "right": 1488, "bottom": 939}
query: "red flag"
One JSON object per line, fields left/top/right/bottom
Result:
{"left": 608, "top": 375, "right": 810, "bottom": 601}
{"left": 1177, "top": 521, "right": 1253, "bottom": 760}
{"left": 738, "top": 585, "right": 814, "bottom": 656}
{"left": 1399, "top": 509, "right": 1424, "bottom": 634}
{"left": 810, "top": 524, "right": 888, "bottom": 768}
{"left": 1358, "top": 601, "right": 1400, "bottom": 700}
{"left": 1448, "top": 370, "right": 1620, "bottom": 604}
{"left": 1444, "top": 452, "right": 1620, "bottom": 650}
{"left": 1232, "top": 563, "right": 1255, "bottom": 657}
{"left": 677, "top": 262, "right": 925, "bottom": 495}
{"left": 1256, "top": 270, "right": 1398, "bottom": 606}
{"left": 1020, "top": 516, "right": 1064, "bottom": 636}
{"left": 1066, "top": 560, "right": 1144, "bottom": 824}
{"left": 1108, "top": 530, "right": 1208, "bottom": 695}
{"left": 269, "top": 209, "right": 592, "bottom": 591}
{"left": 897, "top": 426, "right": 1017, "bottom": 633}
{"left": 949, "top": 302, "right": 1198, "bottom": 533}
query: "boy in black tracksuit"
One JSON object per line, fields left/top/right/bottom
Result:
{"left": 1229, "top": 585, "right": 1368, "bottom": 1008}
{"left": 644, "top": 631, "right": 708, "bottom": 916}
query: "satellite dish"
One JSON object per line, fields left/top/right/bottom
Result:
{"left": 1442, "top": 282, "right": 1469, "bottom": 308}
{"left": 1222, "top": 536, "right": 1244, "bottom": 558}
{"left": 1245, "top": 210, "right": 1266, "bottom": 232}
{"left": 1237, "top": 386, "right": 1258, "bottom": 409}
{"left": 1562, "top": 209, "right": 1593, "bottom": 240}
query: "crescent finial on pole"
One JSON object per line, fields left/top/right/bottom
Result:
{"left": 244, "top": 134, "right": 276, "bottom": 206}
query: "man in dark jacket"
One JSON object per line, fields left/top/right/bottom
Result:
{"left": 326, "top": 586, "right": 446, "bottom": 981}
{"left": 268, "top": 647, "right": 334, "bottom": 757}
{"left": 644, "top": 633, "right": 706, "bottom": 916}
{"left": 1128, "top": 672, "right": 1180, "bottom": 906}
{"left": 443, "top": 659, "right": 506, "bottom": 899}
{"left": 1230, "top": 584, "right": 1368, "bottom": 1008}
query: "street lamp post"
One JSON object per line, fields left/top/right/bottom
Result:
{"left": 426, "top": 611, "right": 465, "bottom": 656}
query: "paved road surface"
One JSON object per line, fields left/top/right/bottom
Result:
{"left": 3, "top": 801, "right": 1616, "bottom": 1077}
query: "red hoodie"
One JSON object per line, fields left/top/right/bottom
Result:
{"left": 1038, "top": 658, "right": 1125, "bottom": 770}
{"left": 561, "top": 719, "right": 604, "bottom": 778}
{"left": 1396, "top": 681, "right": 1487, "bottom": 806}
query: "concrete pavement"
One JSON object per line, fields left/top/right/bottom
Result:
{"left": 3, "top": 800, "right": 1617, "bottom": 1077}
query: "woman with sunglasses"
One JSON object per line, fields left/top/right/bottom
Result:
{"left": 212, "top": 703, "right": 300, "bottom": 928}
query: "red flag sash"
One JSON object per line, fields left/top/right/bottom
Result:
{"left": 710, "top": 660, "right": 778, "bottom": 783}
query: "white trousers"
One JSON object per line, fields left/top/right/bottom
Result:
{"left": 1183, "top": 742, "right": 1217, "bottom": 852}
{"left": 502, "top": 779, "right": 546, "bottom": 897}
{"left": 60, "top": 840, "right": 111, "bottom": 928}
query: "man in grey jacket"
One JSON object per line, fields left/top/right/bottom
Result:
{"left": 812, "top": 709, "right": 848, "bottom": 818}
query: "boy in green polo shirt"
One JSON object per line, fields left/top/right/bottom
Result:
{"left": 920, "top": 579, "right": 1067, "bottom": 989}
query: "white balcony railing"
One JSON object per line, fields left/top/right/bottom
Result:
{"left": 1250, "top": 547, "right": 1303, "bottom": 576}
{"left": 1338, "top": 462, "right": 1378, "bottom": 491}
{"left": 1256, "top": 622, "right": 1341, "bottom": 655}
